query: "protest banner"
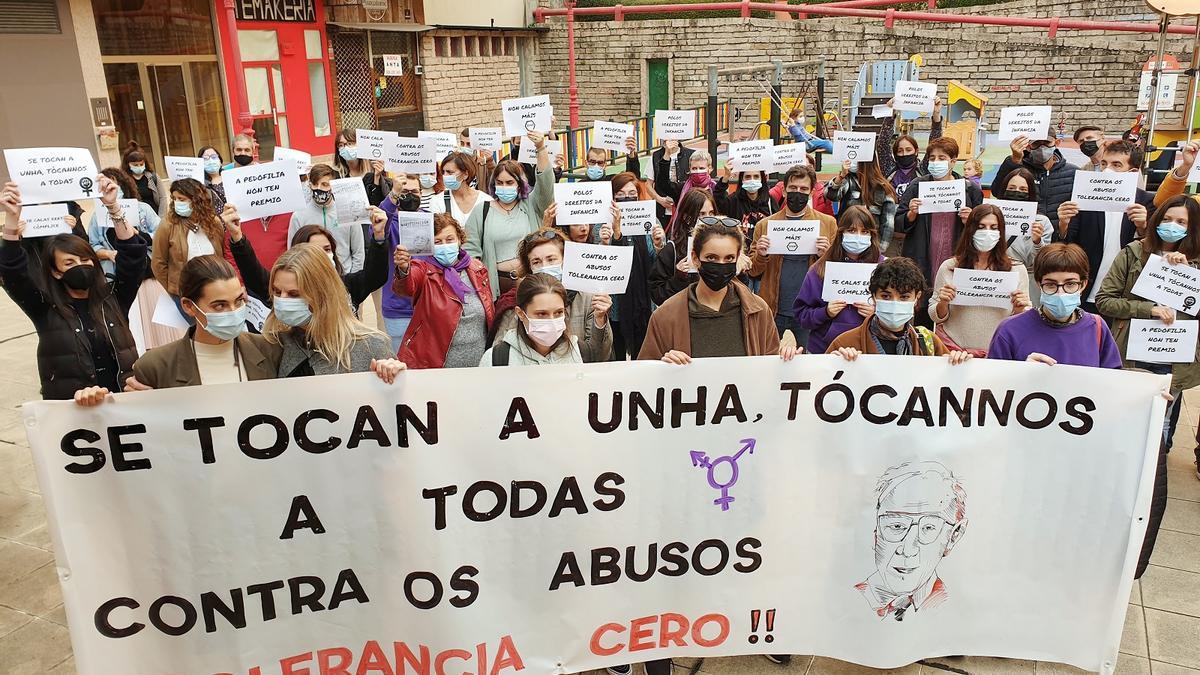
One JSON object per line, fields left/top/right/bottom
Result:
{"left": 502, "top": 94, "right": 553, "bottom": 137}
{"left": 222, "top": 161, "right": 307, "bottom": 221}
{"left": 164, "top": 156, "right": 205, "bottom": 181}
{"left": 331, "top": 178, "right": 372, "bottom": 226}
{"left": 418, "top": 131, "right": 458, "bottom": 161}
{"left": 395, "top": 211, "right": 435, "bottom": 256}
{"left": 983, "top": 198, "right": 1040, "bottom": 240}
{"left": 950, "top": 268, "right": 1020, "bottom": 309}
{"left": 518, "top": 139, "right": 561, "bottom": 166}
{"left": 356, "top": 129, "right": 397, "bottom": 161}
{"left": 893, "top": 81, "right": 936, "bottom": 113}
{"left": 469, "top": 127, "right": 503, "bottom": 152}
{"left": 385, "top": 137, "right": 437, "bottom": 175}
{"left": 998, "top": 106, "right": 1052, "bottom": 142}
{"left": 593, "top": 121, "right": 634, "bottom": 153}
{"left": 617, "top": 200, "right": 657, "bottom": 236}
{"left": 23, "top": 356, "right": 1163, "bottom": 675}
{"left": 822, "top": 262, "right": 876, "bottom": 302}
{"left": 918, "top": 179, "right": 967, "bottom": 214}
{"left": 831, "top": 132, "right": 876, "bottom": 163}
{"left": 562, "top": 241, "right": 633, "bottom": 294}
{"left": 1126, "top": 319, "right": 1199, "bottom": 362}
{"left": 766, "top": 219, "right": 820, "bottom": 255}
{"left": 3, "top": 147, "right": 99, "bottom": 204}
{"left": 654, "top": 110, "right": 697, "bottom": 140}
{"left": 1071, "top": 171, "right": 1138, "bottom": 212}
{"left": 1131, "top": 254, "right": 1200, "bottom": 316}
{"left": 90, "top": 199, "right": 141, "bottom": 229}
{"left": 383, "top": 54, "right": 404, "bottom": 76}
{"left": 19, "top": 203, "right": 70, "bottom": 238}
{"left": 728, "top": 140, "right": 774, "bottom": 172}
{"left": 771, "top": 144, "right": 808, "bottom": 172}
{"left": 554, "top": 181, "right": 613, "bottom": 227}
{"left": 272, "top": 147, "right": 312, "bottom": 177}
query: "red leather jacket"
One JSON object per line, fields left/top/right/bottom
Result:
{"left": 394, "top": 257, "right": 495, "bottom": 368}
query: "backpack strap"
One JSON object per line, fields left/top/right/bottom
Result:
{"left": 491, "top": 341, "right": 511, "bottom": 366}
{"left": 480, "top": 200, "right": 491, "bottom": 253}
{"left": 444, "top": 190, "right": 453, "bottom": 214}
{"left": 914, "top": 326, "right": 936, "bottom": 356}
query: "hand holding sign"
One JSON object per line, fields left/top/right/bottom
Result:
{"left": 918, "top": 179, "right": 966, "bottom": 214}
{"left": 893, "top": 81, "right": 936, "bottom": 113}
{"left": 502, "top": 95, "right": 553, "bottom": 137}
{"left": 822, "top": 262, "right": 876, "bottom": 302}
{"left": 1132, "top": 253, "right": 1200, "bottom": 315}
{"left": 999, "top": 106, "right": 1052, "bottom": 142}
{"left": 1126, "top": 318, "right": 1199, "bottom": 362}
{"left": 3, "top": 147, "right": 99, "bottom": 204}
{"left": 1071, "top": 170, "right": 1138, "bottom": 212}
{"left": 831, "top": 132, "right": 876, "bottom": 163}
{"left": 654, "top": 110, "right": 696, "bottom": 141}
{"left": 554, "top": 182, "right": 613, "bottom": 226}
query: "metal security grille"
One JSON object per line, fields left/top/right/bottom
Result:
{"left": 329, "top": 28, "right": 376, "bottom": 131}
{"left": 0, "top": 0, "right": 60, "bottom": 34}
{"left": 368, "top": 31, "right": 421, "bottom": 116}
{"left": 329, "top": 27, "right": 421, "bottom": 131}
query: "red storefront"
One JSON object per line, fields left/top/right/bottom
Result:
{"left": 214, "top": 0, "right": 336, "bottom": 160}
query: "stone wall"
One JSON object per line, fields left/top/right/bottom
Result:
{"left": 420, "top": 30, "right": 531, "bottom": 133}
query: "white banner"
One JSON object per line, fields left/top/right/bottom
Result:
{"left": 562, "top": 240, "right": 632, "bottom": 294}
{"left": 222, "top": 161, "right": 307, "bottom": 221}
{"left": 23, "top": 357, "right": 1163, "bottom": 675}
{"left": 502, "top": 94, "right": 553, "bottom": 137}
{"left": 3, "top": 147, "right": 99, "bottom": 204}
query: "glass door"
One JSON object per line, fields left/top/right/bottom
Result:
{"left": 148, "top": 65, "right": 195, "bottom": 159}
{"left": 239, "top": 29, "right": 289, "bottom": 160}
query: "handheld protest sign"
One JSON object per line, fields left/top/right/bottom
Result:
{"left": 893, "top": 81, "right": 936, "bottom": 114}
{"left": 3, "top": 147, "right": 99, "bottom": 204}
{"left": 950, "top": 269, "right": 1020, "bottom": 309}
{"left": 469, "top": 128, "right": 503, "bottom": 152}
{"left": 418, "top": 131, "right": 458, "bottom": 162}
{"left": 831, "top": 132, "right": 876, "bottom": 163}
{"left": 1132, "top": 253, "right": 1200, "bottom": 315}
{"left": 562, "top": 241, "right": 633, "bottom": 294}
{"left": 1070, "top": 171, "right": 1137, "bottom": 213}
{"left": 617, "top": 200, "right": 656, "bottom": 236}
{"left": 331, "top": 178, "right": 372, "bottom": 226}
{"left": 386, "top": 137, "right": 437, "bottom": 175}
{"left": 222, "top": 161, "right": 307, "bottom": 221}
{"left": 502, "top": 95, "right": 553, "bottom": 138}
{"left": 19, "top": 203, "right": 70, "bottom": 238}
{"left": 918, "top": 179, "right": 967, "bottom": 214}
{"left": 165, "top": 156, "right": 205, "bottom": 182}
{"left": 998, "top": 106, "right": 1052, "bottom": 142}
{"left": 654, "top": 110, "right": 697, "bottom": 140}
{"left": 356, "top": 129, "right": 398, "bottom": 161}
{"left": 554, "top": 182, "right": 613, "bottom": 227}
{"left": 396, "top": 211, "right": 435, "bottom": 256}
{"left": 593, "top": 121, "right": 634, "bottom": 153}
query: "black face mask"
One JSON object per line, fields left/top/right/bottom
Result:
{"left": 398, "top": 192, "right": 421, "bottom": 212}
{"left": 1004, "top": 189, "right": 1031, "bottom": 202}
{"left": 1080, "top": 140, "right": 1100, "bottom": 158}
{"left": 312, "top": 188, "right": 333, "bottom": 206}
{"left": 233, "top": 154, "right": 253, "bottom": 167}
{"left": 786, "top": 191, "right": 809, "bottom": 213}
{"left": 896, "top": 153, "right": 918, "bottom": 169}
{"left": 61, "top": 264, "right": 96, "bottom": 291}
{"left": 698, "top": 260, "right": 737, "bottom": 292}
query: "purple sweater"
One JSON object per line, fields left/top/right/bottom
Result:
{"left": 793, "top": 259, "right": 881, "bottom": 355}
{"left": 380, "top": 195, "right": 415, "bottom": 320}
{"left": 988, "top": 310, "right": 1122, "bottom": 368}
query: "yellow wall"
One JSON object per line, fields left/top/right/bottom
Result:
{"left": 422, "top": 0, "right": 529, "bottom": 28}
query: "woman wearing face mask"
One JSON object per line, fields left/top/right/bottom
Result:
{"left": 287, "top": 164, "right": 366, "bottom": 274}
{"left": 826, "top": 157, "right": 898, "bottom": 250}
{"left": 288, "top": 215, "right": 389, "bottom": 311}
{"left": 488, "top": 228, "right": 613, "bottom": 362}
{"left": 648, "top": 188, "right": 715, "bottom": 306}
{"left": 464, "top": 132, "right": 555, "bottom": 299}
{"left": 992, "top": 169, "right": 1052, "bottom": 306}
{"left": 121, "top": 141, "right": 164, "bottom": 214}
{"left": 392, "top": 213, "right": 495, "bottom": 368}
{"left": 151, "top": 178, "right": 234, "bottom": 300}
{"left": 929, "top": 205, "right": 1030, "bottom": 357}
{"left": 431, "top": 152, "right": 491, "bottom": 224}
{"left": 606, "top": 172, "right": 662, "bottom": 360}
{"left": 88, "top": 168, "right": 160, "bottom": 279}
{"left": 714, "top": 162, "right": 778, "bottom": 241}
{"left": 1, "top": 179, "right": 146, "bottom": 401}
{"left": 332, "top": 128, "right": 392, "bottom": 206}
{"left": 417, "top": 170, "right": 441, "bottom": 212}
{"left": 198, "top": 146, "right": 227, "bottom": 213}
{"left": 667, "top": 151, "right": 716, "bottom": 228}
{"left": 480, "top": 273, "right": 582, "bottom": 366}
{"left": 793, "top": 206, "right": 884, "bottom": 355}
{"left": 877, "top": 97, "right": 943, "bottom": 197}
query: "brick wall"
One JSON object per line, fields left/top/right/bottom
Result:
{"left": 420, "top": 30, "right": 527, "bottom": 133}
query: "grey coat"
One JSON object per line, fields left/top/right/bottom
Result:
{"left": 276, "top": 331, "right": 394, "bottom": 377}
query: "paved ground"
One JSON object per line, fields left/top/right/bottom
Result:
{"left": 0, "top": 291, "right": 1198, "bottom": 675}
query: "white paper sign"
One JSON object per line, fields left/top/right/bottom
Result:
{"left": 418, "top": 130, "right": 458, "bottom": 162}
{"left": 356, "top": 129, "right": 397, "bottom": 161}
{"left": 554, "top": 181, "right": 613, "bottom": 227}
{"left": 1132, "top": 254, "right": 1200, "bottom": 316}
{"left": 469, "top": 127, "right": 503, "bottom": 152}
{"left": 1137, "top": 72, "right": 1178, "bottom": 111}
{"left": 385, "top": 137, "right": 437, "bottom": 175}
{"left": 617, "top": 200, "right": 657, "bottom": 236}
{"left": 766, "top": 219, "right": 820, "bottom": 255}
{"left": 222, "top": 161, "right": 306, "bottom": 221}
{"left": 871, "top": 105, "right": 894, "bottom": 119}
{"left": 501, "top": 94, "right": 553, "bottom": 137}
{"left": 164, "top": 156, "right": 205, "bottom": 182}
{"left": 245, "top": 296, "right": 270, "bottom": 332}
{"left": 998, "top": 106, "right": 1052, "bottom": 142}
{"left": 91, "top": 199, "right": 141, "bottom": 230}
{"left": 562, "top": 241, "right": 633, "bottom": 294}
{"left": 822, "top": 261, "right": 876, "bottom": 302}
{"left": 19, "top": 203, "right": 70, "bottom": 238}
{"left": 592, "top": 121, "right": 633, "bottom": 153}
{"left": 949, "top": 268, "right": 1019, "bottom": 309}
{"left": 1071, "top": 170, "right": 1138, "bottom": 213}
{"left": 518, "top": 139, "right": 561, "bottom": 166}
{"left": 382, "top": 54, "right": 403, "bottom": 76}
{"left": 893, "top": 80, "right": 936, "bottom": 113}
{"left": 331, "top": 178, "right": 371, "bottom": 226}
{"left": 831, "top": 131, "right": 876, "bottom": 163}
{"left": 272, "top": 147, "right": 312, "bottom": 178}
{"left": 151, "top": 292, "right": 191, "bottom": 330}
{"left": 918, "top": 179, "right": 967, "bottom": 214}
{"left": 395, "top": 211, "right": 435, "bottom": 256}
{"left": 685, "top": 235, "right": 696, "bottom": 272}
{"left": 3, "top": 147, "right": 99, "bottom": 204}
{"left": 771, "top": 144, "right": 808, "bottom": 172}
{"left": 984, "top": 198, "right": 1040, "bottom": 239}
{"left": 1126, "top": 319, "right": 1198, "bottom": 362}
{"left": 728, "top": 140, "right": 774, "bottom": 172}
{"left": 654, "top": 110, "right": 696, "bottom": 140}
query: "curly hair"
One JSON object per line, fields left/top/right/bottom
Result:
{"left": 869, "top": 256, "right": 928, "bottom": 296}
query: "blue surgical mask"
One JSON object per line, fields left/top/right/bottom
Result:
{"left": 1157, "top": 222, "right": 1188, "bottom": 243}
{"left": 536, "top": 265, "right": 563, "bottom": 281}
{"left": 1042, "top": 292, "right": 1081, "bottom": 321}
{"left": 272, "top": 296, "right": 312, "bottom": 327}
{"left": 742, "top": 179, "right": 763, "bottom": 193}
{"left": 586, "top": 166, "right": 605, "bottom": 180}
{"left": 433, "top": 243, "right": 459, "bottom": 266}
{"left": 203, "top": 158, "right": 222, "bottom": 175}
{"left": 419, "top": 175, "right": 436, "bottom": 189}
{"left": 927, "top": 161, "right": 950, "bottom": 179}
{"left": 443, "top": 174, "right": 462, "bottom": 191}
{"left": 495, "top": 186, "right": 519, "bottom": 204}
{"left": 174, "top": 200, "right": 193, "bottom": 218}
{"left": 874, "top": 299, "right": 915, "bottom": 331}
{"left": 130, "top": 165, "right": 146, "bottom": 176}
{"left": 842, "top": 233, "right": 872, "bottom": 255}
{"left": 192, "top": 301, "right": 248, "bottom": 342}
{"left": 339, "top": 146, "right": 358, "bottom": 162}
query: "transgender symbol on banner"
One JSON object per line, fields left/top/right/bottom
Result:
{"left": 690, "top": 438, "right": 756, "bottom": 511}
{"left": 855, "top": 461, "right": 968, "bottom": 621}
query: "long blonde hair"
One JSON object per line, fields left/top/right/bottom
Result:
{"left": 263, "top": 243, "right": 385, "bottom": 370}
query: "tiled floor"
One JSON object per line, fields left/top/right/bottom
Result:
{"left": 1, "top": 293, "right": 1198, "bottom": 675}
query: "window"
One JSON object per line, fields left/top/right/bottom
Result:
{"left": 0, "top": 0, "right": 59, "bottom": 34}
{"left": 93, "top": 0, "right": 216, "bottom": 55}
{"left": 308, "top": 62, "right": 331, "bottom": 137}
{"left": 451, "top": 37, "right": 464, "bottom": 58}
{"left": 238, "top": 30, "right": 279, "bottom": 61}
{"left": 506, "top": 37, "right": 517, "bottom": 56}
{"left": 434, "top": 36, "right": 447, "bottom": 57}
{"left": 480, "top": 38, "right": 491, "bottom": 57}
{"left": 304, "top": 30, "right": 322, "bottom": 60}
{"left": 492, "top": 36, "right": 503, "bottom": 57}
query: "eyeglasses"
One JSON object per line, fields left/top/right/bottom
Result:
{"left": 877, "top": 514, "right": 953, "bottom": 545}
{"left": 524, "top": 229, "right": 564, "bottom": 244}
{"left": 586, "top": 159, "right": 607, "bottom": 167}
{"left": 1039, "top": 280, "right": 1083, "bottom": 295}
{"left": 698, "top": 216, "right": 741, "bottom": 229}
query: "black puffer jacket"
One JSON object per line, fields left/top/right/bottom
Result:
{"left": 1, "top": 233, "right": 146, "bottom": 400}
{"left": 992, "top": 151, "right": 1077, "bottom": 233}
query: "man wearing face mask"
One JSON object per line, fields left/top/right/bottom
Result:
{"left": 224, "top": 134, "right": 294, "bottom": 268}
{"left": 287, "top": 164, "right": 366, "bottom": 275}
{"left": 992, "top": 131, "right": 1077, "bottom": 235}
{"left": 1073, "top": 126, "right": 1106, "bottom": 172}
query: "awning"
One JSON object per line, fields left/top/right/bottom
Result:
{"left": 326, "top": 22, "right": 432, "bottom": 33}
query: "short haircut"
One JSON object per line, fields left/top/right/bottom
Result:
{"left": 308, "top": 163, "right": 337, "bottom": 184}
{"left": 517, "top": 228, "right": 568, "bottom": 277}
{"left": 586, "top": 146, "right": 608, "bottom": 160}
{"left": 1033, "top": 243, "right": 1089, "bottom": 282}
{"left": 868, "top": 256, "right": 927, "bottom": 296}
{"left": 441, "top": 151, "right": 479, "bottom": 178}
{"left": 690, "top": 150, "right": 711, "bottom": 166}
{"left": 875, "top": 461, "right": 966, "bottom": 524}
{"left": 1073, "top": 125, "right": 1103, "bottom": 142}
{"left": 926, "top": 137, "right": 960, "bottom": 160}
{"left": 433, "top": 212, "right": 467, "bottom": 247}
{"left": 784, "top": 164, "right": 816, "bottom": 188}
{"left": 1101, "top": 139, "right": 1143, "bottom": 169}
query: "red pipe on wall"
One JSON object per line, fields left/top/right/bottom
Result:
{"left": 219, "top": 0, "right": 253, "bottom": 137}
{"left": 567, "top": 1, "right": 581, "bottom": 128}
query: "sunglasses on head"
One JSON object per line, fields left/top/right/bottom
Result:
{"left": 698, "top": 216, "right": 741, "bottom": 229}
{"left": 524, "top": 229, "right": 564, "bottom": 244}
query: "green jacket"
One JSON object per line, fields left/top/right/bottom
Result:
{"left": 1094, "top": 240, "right": 1200, "bottom": 391}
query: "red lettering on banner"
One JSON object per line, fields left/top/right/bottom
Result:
{"left": 281, "top": 652, "right": 313, "bottom": 675}
{"left": 658, "top": 613, "right": 689, "bottom": 648}
{"left": 360, "top": 640, "right": 395, "bottom": 674}
{"left": 692, "top": 614, "right": 730, "bottom": 648}
{"left": 233, "top": 637, "right": 523, "bottom": 675}
{"left": 591, "top": 622, "right": 626, "bottom": 656}
{"left": 629, "top": 615, "right": 657, "bottom": 652}
{"left": 588, "top": 613, "right": 731, "bottom": 657}
{"left": 318, "top": 647, "right": 353, "bottom": 675}
{"left": 434, "top": 648, "right": 471, "bottom": 675}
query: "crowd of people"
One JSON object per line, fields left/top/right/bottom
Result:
{"left": 1, "top": 108, "right": 1193, "bottom": 674}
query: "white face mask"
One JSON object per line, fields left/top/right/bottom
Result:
{"left": 523, "top": 315, "right": 566, "bottom": 347}
{"left": 972, "top": 229, "right": 1001, "bottom": 252}
{"left": 326, "top": 251, "right": 336, "bottom": 266}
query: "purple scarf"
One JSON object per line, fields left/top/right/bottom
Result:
{"left": 420, "top": 249, "right": 474, "bottom": 302}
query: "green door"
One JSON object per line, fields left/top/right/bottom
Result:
{"left": 647, "top": 59, "right": 669, "bottom": 115}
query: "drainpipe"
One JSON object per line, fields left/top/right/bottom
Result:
{"left": 567, "top": 0, "right": 581, "bottom": 128}
{"left": 219, "top": 0, "right": 254, "bottom": 139}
